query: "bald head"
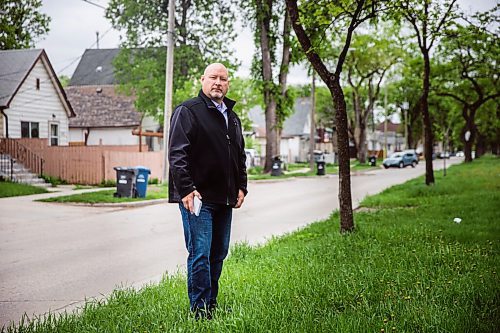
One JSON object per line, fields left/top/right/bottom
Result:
{"left": 201, "top": 63, "right": 230, "bottom": 103}
{"left": 203, "top": 63, "right": 229, "bottom": 76}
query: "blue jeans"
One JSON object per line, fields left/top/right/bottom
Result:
{"left": 179, "top": 202, "right": 232, "bottom": 311}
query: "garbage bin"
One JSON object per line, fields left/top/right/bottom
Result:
{"left": 316, "top": 161, "right": 326, "bottom": 175}
{"left": 271, "top": 156, "right": 283, "bottom": 176}
{"left": 114, "top": 167, "right": 137, "bottom": 198}
{"left": 369, "top": 156, "right": 377, "bottom": 167}
{"left": 135, "top": 166, "right": 151, "bottom": 198}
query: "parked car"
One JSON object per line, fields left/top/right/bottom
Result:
{"left": 456, "top": 151, "right": 464, "bottom": 157}
{"left": 403, "top": 149, "right": 419, "bottom": 164}
{"left": 436, "top": 151, "right": 450, "bottom": 159}
{"left": 383, "top": 152, "right": 418, "bottom": 169}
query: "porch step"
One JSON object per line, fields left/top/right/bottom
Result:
{"left": 0, "top": 153, "right": 49, "bottom": 187}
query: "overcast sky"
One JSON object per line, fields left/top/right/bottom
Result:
{"left": 35, "top": 0, "right": 496, "bottom": 84}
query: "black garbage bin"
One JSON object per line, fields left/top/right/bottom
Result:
{"left": 271, "top": 156, "right": 283, "bottom": 176}
{"left": 369, "top": 156, "right": 377, "bottom": 167}
{"left": 316, "top": 161, "right": 326, "bottom": 175}
{"left": 113, "top": 167, "right": 137, "bottom": 198}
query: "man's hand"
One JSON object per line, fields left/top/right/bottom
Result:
{"left": 234, "top": 189, "right": 245, "bottom": 209}
{"left": 182, "top": 190, "right": 202, "bottom": 214}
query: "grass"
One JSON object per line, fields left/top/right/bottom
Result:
{"left": 248, "top": 161, "right": 377, "bottom": 180}
{"left": 0, "top": 181, "right": 48, "bottom": 198}
{"left": 38, "top": 184, "right": 168, "bottom": 204}
{"left": 3, "top": 156, "right": 499, "bottom": 332}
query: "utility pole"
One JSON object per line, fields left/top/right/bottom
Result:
{"left": 162, "top": 0, "right": 175, "bottom": 184}
{"left": 383, "top": 87, "right": 388, "bottom": 159}
{"left": 309, "top": 72, "right": 316, "bottom": 171}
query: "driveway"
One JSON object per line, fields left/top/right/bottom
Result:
{"left": 0, "top": 158, "right": 462, "bottom": 327}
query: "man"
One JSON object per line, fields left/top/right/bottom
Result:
{"left": 168, "top": 63, "right": 248, "bottom": 319}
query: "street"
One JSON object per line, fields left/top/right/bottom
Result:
{"left": 0, "top": 158, "right": 461, "bottom": 327}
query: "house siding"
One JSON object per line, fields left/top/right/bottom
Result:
{"left": 4, "top": 60, "right": 70, "bottom": 145}
{"left": 0, "top": 112, "right": 4, "bottom": 137}
{"left": 70, "top": 127, "right": 140, "bottom": 146}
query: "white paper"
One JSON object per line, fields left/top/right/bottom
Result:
{"left": 193, "top": 196, "right": 202, "bottom": 216}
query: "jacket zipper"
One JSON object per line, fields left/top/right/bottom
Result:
{"left": 226, "top": 132, "right": 231, "bottom": 205}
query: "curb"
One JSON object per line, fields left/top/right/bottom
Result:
{"left": 45, "top": 198, "right": 168, "bottom": 208}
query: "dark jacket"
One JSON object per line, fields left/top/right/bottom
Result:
{"left": 168, "top": 90, "right": 247, "bottom": 206}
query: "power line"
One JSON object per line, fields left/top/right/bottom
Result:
{"left": 80, "top": 0, "right": 107, "bottom": 10}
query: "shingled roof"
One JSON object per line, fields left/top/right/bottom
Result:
{"left": 66, "top": 86, "right": 141, "bottom": 128}
{"left": 248, "top": 97, "right": 312, "bottom": 137}
{"left": 69, "top": 49, "right": 120, "bottom": 86}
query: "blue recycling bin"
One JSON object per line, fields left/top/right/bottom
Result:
{"left": 134, "top": 166, "right": 151, "bottom": 198}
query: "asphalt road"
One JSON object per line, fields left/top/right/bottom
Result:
{"left": 0, "top": 158, "right": 461, "bottom": 327}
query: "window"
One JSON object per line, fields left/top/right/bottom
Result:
{"left": 36, "top": 78, "right": 40, "bottom": 90}
{"left": 21, "top": 121, "right": 39, "bottom": 138}
{"left": 50, "top": 123, "right": 59, "bottom": 146}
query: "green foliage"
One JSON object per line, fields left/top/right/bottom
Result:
{"left": 39, "top": 185, "right": 168, "bottom": 204}
{"left": 105, "top": 0, "right": 238, "bottom": 121}
{"left": 0, "top": 0, "right": 50, "bottom": 50}
{"left": 41, "top": 175, "right": 66, "bottom": 187}
{"left": 0, "top": 180, "right": 48, "bottom": 197}
{"left": 226, "top": 77, "right": 263, "bottom": 132}
{"left": 6, "top": 157, "right": 499, "bottom": 332}
{"left": 57, "top": 75, "right": 70, "bottom": 87}
{"left": 434, "top": 8, "right": 500, "bottom": 150}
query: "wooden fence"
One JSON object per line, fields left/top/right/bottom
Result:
{"left": 5, "top": 139, "right": 164, "bottom": 184}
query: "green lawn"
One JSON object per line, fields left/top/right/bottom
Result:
{"left": 248, "top": 161, "right": 377, "bottom": 180}
{"left": 0, "top": 181, "right": 48, "bottom": 198}
{"left": 3, "top": 156, "right": 499, "bottom": 332}
{"left": 38, "top": 184, "right": 168, "bottom": 204}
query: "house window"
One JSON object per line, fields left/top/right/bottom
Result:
{"left": 50, "top": 123, "right": 59, "bottom": 146}
{"left": 36, "top": 78, "right": 40, "bottom": 90}
{"left": 21, "top": 121, "right": 39, "bottom": 138}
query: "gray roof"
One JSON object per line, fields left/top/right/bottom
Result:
{"left": 0, "top": 49, "right": 43, "bottom": 108}
{"left": 69, "top": 48, "right": 121, "bottom": 86}
{"left": 248, "top": 97, "right": 312, "bottom": 137}
{"left": 283, "top": 97, "right": 311, "bottom": 136}
{"left": 66, "top": 85, "right": 141, "bottom": 128}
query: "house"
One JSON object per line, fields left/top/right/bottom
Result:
{"left": 66, "top": 48, "right": 161, "bottom": 151}
{"left": 0, "top": 49, "right": 75, "bottom": 145}
{"left": 366, "top": 120, "right": 405, "bottom": 156}
{"left": 248, "top": 97, "right": 336, "bottom": 164}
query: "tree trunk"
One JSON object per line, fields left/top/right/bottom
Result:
{"left": 286, "top": 0, "right": 354, "bottom": 233}
{"left": 476, "top": 132, "right": 486, "bottom": 158}
{"left": 331, "top": 81, "right": 354, "bottom": 233}
{"left": 462, "top": 110, "right": 476, "bottom": 163}
{"left": 258, "top": 0, "right": 278, "bottom": 173}
{"left": 358, "top": 117, "right": 367, "bottom": 164}
{"left": 422, "top": 51, "right": 434, "bottom": 185}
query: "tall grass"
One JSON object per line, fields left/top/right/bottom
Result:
{"left": 3, "top": 156, "right": 499, "bottom": 332}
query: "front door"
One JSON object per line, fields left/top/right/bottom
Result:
{"left": 50, "top": 123, "right": 59, "bottom": 146}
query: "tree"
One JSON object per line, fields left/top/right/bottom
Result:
{"left": 344, "top": 28, "right": 401, "bottom": 163}
{"left": 394, "top": 0, "right": 459, "bottom": 185}
{"left": 436, "top": 9, "right": 500, "bottom": 162}
{"left": 106, "top": 0, "right": 237, "bottom": 122}
{"left": 0, "top": 0, "right": 50, "bottom": 50}
{"left": 240, "top": 0, "right": 294, "bottom": 172}
{"left": 286, "top": 0, "right": 389, "bottom": 233}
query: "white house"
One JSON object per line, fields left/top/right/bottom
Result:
{"left": 248, "top": 97, "right": 335, "bottom": 164}
{"left": 0, "top": 49, "right": 75, "bottom": 145}
{"left": 67, "top": 48, "right": 161, "bottom": 151}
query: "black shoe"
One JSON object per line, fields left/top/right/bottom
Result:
{"left": 193, "top": 307, "right": 212, "bottom": 320}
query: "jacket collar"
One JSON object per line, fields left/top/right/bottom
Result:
{"left": 198, "top": 90, "right": 236, "bottom": 111}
